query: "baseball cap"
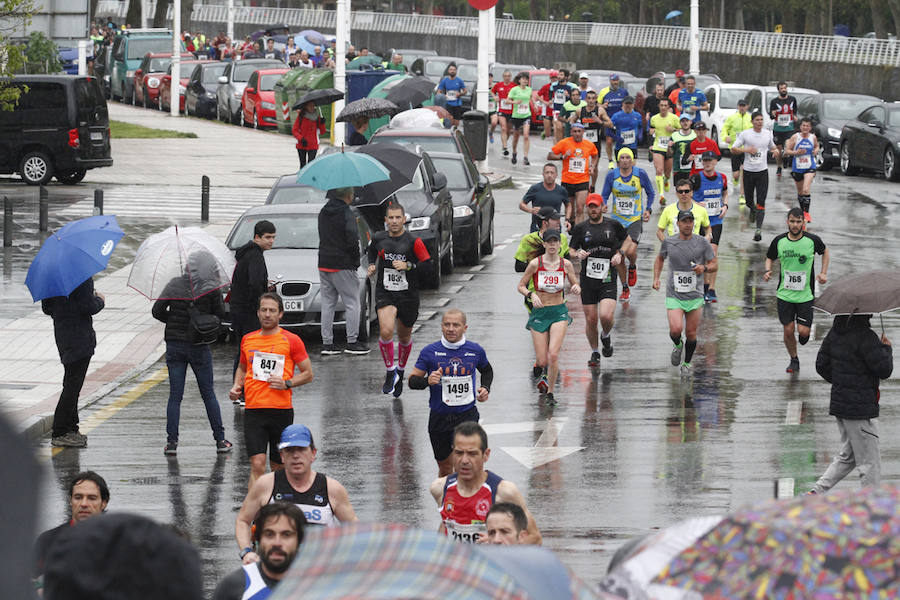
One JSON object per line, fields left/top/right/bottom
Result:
{"left": 542, "top": 228, "right": 561, "bottom": 241}
{"left": 609, "top": 73, "right": 619, "bottom": 81}
{"left": 675, "top": 69, "right": 685, "bottom": 77}
{"left": 701, "top": 151, "right": 718, "bottom": 160}
{"left": 570, "top": 121, "right": 585, "bottom": 129}
{"left": 279, "top": 424, "right": 313, "bottom": 449}
{"left": 550, "top": 70, "right": 559, "bottom": 77}
{"left": 677, "top": 210, "right": 695, "bottom": 222}
{"left": 586, "top": 193, "right": 604, "bottom": 206}
{"left": 579, "top": 72, "right": 589, "bottom": 79}
{"left": 623, "top": 96, "right": 635, "bottom": 104}
{"left": 737, "top": 98, "right": 749, "bottom": 106}
{"left": 617, "top": 147, "right": 634, "bottom": 160}
{"left": 679, "top": 114, "right": 692, "bottom": 122}
{"left": 693, "top": 121, "right": 707, "bottom": 130}
{"left": 536, "top": 206, "right": 560, "bottom": 221}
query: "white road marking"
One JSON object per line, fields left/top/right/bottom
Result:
{"left": 785, "top": 400, "right": 802, "bottom": 425}
{"left": 482, "top": 254, "right": 495, "bottom": 261}
{"left": 443, "top": 285, "right": 463, "bottom": 294}
{"left": 453, "top": 273, "right": 474, "bottom": 281}
{"left": 495, "top": 245, "right": 508, "bottom": 251}
{"left": 483, "top": 418, "right": 584, "bottom": 469}
{"left": 469, "top": 265, "right": 485, "bottom": 272}
{"left": 776, "top": 477, "right": 795, "bottom": 499}
{"left": 501, "top": 238, "right": 514, "bottom": 244}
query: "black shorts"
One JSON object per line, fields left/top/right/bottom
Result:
{"left": 510, "top": 117, "right": 529, "bottom": 131}
{"left": 447, "top": 105, "right": 465, "bottom": 120}
{"left": 777, "top": 298, "right": 814, "bottom": 327}
{"left": 626, "top": 221, "right": 643, "bottom": 243}
{"left": 499, "top": 112, "right": 512, "bottom": 122}
{"left": 791, "top": 170, "right": 814, "bottom": 182}
{"left": 650, "top": 149, "right": 669, "bottom": 157}
{"left": 730, "top": 153, "right": 744, "bottom": 173}
{"left": 375, "top": 295, "right": 419, "bottom": 328}
{"left": 710, "top": 223, "right": 723, "bottom": 245}
{"left": 428, "top": 406, "right": 480, "bottom": 461}
{"left": 773, "top": 130, "right": 794, "bottom": 146}
{"left": 244, "top": 408, "right": 294, "bottom": 463}
{"left": 562, "top": 181, "right": 590, "bottom": 197}
{"left": 581, "top": 279, "right": 618, "bottom": 304}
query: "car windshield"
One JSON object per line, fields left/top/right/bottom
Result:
{"left": 399, "top": 165, "right": 425, "bottom": 192}
{"left": 372, "top": 135, "right": 458, "bottom": 155}
{"left": 432, "top": 157, "right": 470, "bottom": 189}
{"left": 456, "top": 64, "right": 477, "bottom": 81}
{"left": 823, "top": 98, "right": 879, "bottom": 120}
{"left": 625, "top": 81, "right": 643, "bottom": 97}
{"left": 149, "top": 57, "right": 172, "bottom": 72}
{"left": 425, "top": 60, "right": 451, "bottom": 78}
{"left": 234, "top": 62, "right": 277, "bottom": 82}
{"left": 531, "top": 74, "right": 550, "bottom": 90}
{"left": 888, "top": 107, "right": 900, "bottom": 127}
{"left": 228, "top": 214, "right": 319, "bottom": 249}
{"left": 127, "top": 38, "right": 175, "bottom": 60}
{"left": 719, "top": 88, "right": 751, "bottom": 109}
{"left": 259, "top": 73, "right": 285, "bottom": 91}
{"left": 269, "top": 185, "right": 325, "bottom": 205}
{"left": 201, "top": 64, "right": 227, "bottom": 83}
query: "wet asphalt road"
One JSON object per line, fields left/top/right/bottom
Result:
{"left": 24, "top": 135, "right": 900, "bottom": 596}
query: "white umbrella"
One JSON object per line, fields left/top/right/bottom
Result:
{"left": 389, "top": 107, "right": 444, "bottom": 129}
{"left": 127, "top": 226, "right": 235, "bottom": 300}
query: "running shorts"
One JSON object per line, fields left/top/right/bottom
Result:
{"left": 665, "top": 297, "right": 704, "bottom": 312}
{"left": 730, "top": 153, "right": 744, "bottom": 173}
{"left": 562, "top": 181, "right": 590, "bottom": 196}
{"left": 526, "top": 303, "right": 572, "bottom": 332}
{"left": 777, "top": 298, "right": 814, "bottom": 327}
{"left": 651, "top": 149, "right": 669, "bottom": 157}
{"left": 626, "top": 221, "right": 643, "bottom": 243}
{"left": 710, "top": 223, "right": 723, "bottom": 245}
{"left": 791, "top": 170, "right": 814, "bottom": 182}
{"left": 773, "top": 130, "right": 793, "bottom": 146}
{"left": 428, "top": 405, "right": 480, "bottom": 461}
{"left": 375, "top": 295, "right": 419, "bottom": 328}
{"left": 581, "top": 280, "right": 617, "bottom": 304}
{"left": 244, "top": 408, "right": 294, "bottom": 463}
{"left": 510, "top": 117, "right": 529, "bottom": 130}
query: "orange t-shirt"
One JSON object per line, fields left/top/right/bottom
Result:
{"left": 551, "top": 138, "right": 598, "bottom": 185}
{"left": 240, "top": 328, "right": 309, "bottom": 409}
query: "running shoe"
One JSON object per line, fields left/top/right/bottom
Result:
{"left": 620, "top": 287, "right": 631, "bottom": 301}
{"left": 511, "top": 153, "right": 517, "bottom": 165}
{"left": 608, "top": 160, "right": 615, "bottom": 169}
{"left": 545, "top": 392, "right": 557, "bottom": 406}
{"left": 805, "top": 489, "right": 817, "bottom": 495}
{"left": 627, "top": 265, "right": 637, "bottom": 287}
{"left": 393, "top": 369, "right": 404, "bottom": 398}
{"left": 804, "top": 211, "right": 812, "bottom": 223}
{"left": 753, "top": 229, "right": 762, "bottom": 242}
{"left": 739, "top": 194, "right": 746, "bottom": 206}
{"left": 320, "top": 344, "right": 341, "bottom": 355}
{"left": 344, "top": 341, "right": 371, "bottom": 355}
{"left": 732, "top": 176, "right": 740, "bottom": 185}
{"left": 489, "top": 133, "right": 494, "bottom": 143}
{"left": 601, "top": 337, "right": 613, "bottom": 357}
{"left": 503, "top": 148, "right": 509, "bottom": 157}
{"left": 216, "top": 439, "right": 233, "bottom": 453}
{"left": 537, "top": 375, "right": 549, "bottom": 394}
{"left": 707, "top": 289, "right": 718, "bottom": 303}
{"left": 703, "top": 291, "right": 710, "bottom": 303}
{"left": 776, "top": 167, "right": 782, "bottom": 177}
{"left": 680, "top": 363, "right": 693, "bottom": 379}
{"left": 540, "top": 131, "right": 546, "bottom": 140}
{"left": 51, "top": 432, "right": 87, "bottom": 448}
{"left": 671, "top": 344, "right": 683, "bottom": 366}
{"left": 786, "top": 357, "right": 800, "bottom": 373}
{"left": 382, "top": 370, "right": 398, "bottom": 395}
{"left": 532, "top": 363, "right": 543, "bottom": 377}
{"left": 523, "top": 157, "right": 530, "bottom": 166}
{"left": 659, "top": 195, "right": 666, "bottom": 207}
{"left": 164, "top": 442, "right": 177, "bottom": 456}
{"left": 664, "top": 179, "right": 670, "bottom": 192}
{"left": 588, "top": 351, "right": 601, "bottom": 367}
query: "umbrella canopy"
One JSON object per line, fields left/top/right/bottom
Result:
{"left": 347, "top": 55, "right": 383, "bottom": 69}
{"left": 294, "top": 29, "right": 326, "bottom": 55}
{"left": 384, "top": 76, "right": 436, "bottom": 108}
{"left": 390, "top": 107, "right": 444, "bottom": 129}
{"left": 665, "top": 10, "right": 682, "bottom": 19}
{"left": 25, "top": 215, "right": 123, "bottom": 302}
{"left": 293, "top": 88, "right": 344, "bottom": 110}
{"left": 127, "top": 226, "right": 235, "bottom": 301}
{"left": 269, "top": 522, "right": 601, "bottom": 600}
{"left": 296, "top": 151, "right": 391, "bottom": 190}
{"left": 423, "top": 104, "right": 452, "bottom": 120}
{"left": 352, "top": 142, "right": 421, "bottom": 204}
{"left": 336, "top": 97, "right": 400, "bottom": 122}
{"left": 814, "top": 270, "right": 900, "bottom": 315}
{"left": 602, "top": 484, "right": 900, "bottom": 599}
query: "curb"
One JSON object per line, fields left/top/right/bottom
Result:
{"left": 489, "top": 174, "right": 514, "bottom": 189}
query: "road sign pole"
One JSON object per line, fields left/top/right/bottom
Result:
{"left": 689, "top": 0, "right": 700, "bottom": 74}
{"left": 171, "top": 0, "right": 181, "bottom": 118}
{"left": 333, "top": 0, "right": 349, "bottom": 145}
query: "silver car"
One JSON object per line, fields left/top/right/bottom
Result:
{"left": 223, "top": 203, "right": 377, "bottom": 336}
{"left": 215, "top": 58, "right": 284, "bottom": 125}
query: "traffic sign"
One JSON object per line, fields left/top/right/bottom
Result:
{"left": 468, "top": 0, "right": 498, "bottom": 10}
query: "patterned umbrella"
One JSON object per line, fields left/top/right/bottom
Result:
{"left": 601, "top": 484, "right": 900, "bottom": 599}
{"left": 336, "top": 97, "right": 400, "bottom": 122}
{"left": 269, "top": 522, "right": 600, "bottom": 600}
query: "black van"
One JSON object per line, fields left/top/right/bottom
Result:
{"left": 0, "top": 75, "right": 113, "bottom": 185}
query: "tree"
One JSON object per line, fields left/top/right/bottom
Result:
{"left": 0, "top": 0, "right": 37, "bottom": 110}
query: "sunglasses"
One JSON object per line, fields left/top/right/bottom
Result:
{"left": 676, "top": 189, "right": 692, "bottom": 194}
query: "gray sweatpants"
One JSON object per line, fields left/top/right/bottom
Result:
{"left": 319, "top": 269, "right": 361, "bottom": 345}
{"left": 813, "top": 417, "right": 880, "bottom": 493}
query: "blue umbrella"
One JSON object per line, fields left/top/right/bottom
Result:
{"left": 294, "top": 29, "right": 326, "bottom": 55}
{"left": 296, "top": 151, "right": 391, "bottom": 190}
{"left": 665, "top": 9, "right": 683, "bottom": 20}
{"left": 25, "top": 214, "right": 124, "bottom": 301}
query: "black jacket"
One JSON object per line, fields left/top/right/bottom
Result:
{"left": 229, "top": 241, "right": 268, "bottom": 312}
{"left": 816, "top": 315, "right": 893, "bottom": 419}
{"left": 317, "top": 197, "right": 360, "bottom": 270}
{"left": 152, "top": 278, "right": 226, "bottom": 344}
{"left": 41, "top": 278, "right": 104, "bottom": 364}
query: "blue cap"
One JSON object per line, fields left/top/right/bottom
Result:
{"left": 609, "top": 73, "right": 619, "bottom": 81}
{"left": 570, "top": 121, "right": 585, "bottom": 129}
{"left": 279, "top": 424, "right": 313, "bottom": 449}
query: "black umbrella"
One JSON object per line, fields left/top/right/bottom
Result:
{"left": 349, "top": 143, "right": 422, "bottom": 205}
{"left": 336, "top": 97, "right": 400, "bottom": 122}
{"left": 293, "top": 88, "right": 344, "bottom": 109}
{"left": 384, "top": 76, "right": 435, "bottom": 109}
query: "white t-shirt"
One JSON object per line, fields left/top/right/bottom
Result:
{"left": 733, "top": 129, "right": 775, "bottom": 173}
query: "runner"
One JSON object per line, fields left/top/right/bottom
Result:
{"left": 485, "top": 503, "right": 530, "bottom": 545}
{"left": 545, "top": 70, "right": 574, "bottom": 143}
{"left": 610, "top": 96, "right": 643, "bottom": 161}
{"left": 437, "top": 63, "right": 468, "bottom": 126}
{"left": 578, "top": 90, "right": 613, "bottom": 192}
{"left": 519, "top": 164, "right": 570, "bottom": 232}
{"left": 576, "top": 72, "right": 593, "bottom": 100}
{"left": 732, "top": 111, "right": 779, "bottom": 242}
{"left": 535, "top": 70, "right": 556, "bottom": 142}
{"left": 722, "top": 98, "right": 752, "bottom": 207}
{"left": 600, "top": 73, "right": 629, "bottom": 168}
{"left": 763, "top": 208, "right": 829, "bottom": 373}
{"left": 229, "top": 293, "right": 314, "bottom": 488}
{"left": 686, "top": 121, "right": 720, "bottom": 175}
{"left": 601, "top": 147, "right": 655, "bottom": 301}
{"left": 570, "top": 194, "right": 627, "bottom": 367}
{"left": 487, "top": 73, "right": 498, "bottom": 144}
{"left": 507, "top": 72, "right": 533, "bottom": 165}
{"left": 492, "top": 70, "right": 516, "bottom": 157}
{"left": 517, "top": 228, "right": 580, "bottom": 404}
{"left": 649, "top": 98, "right": 679, "bottom": 206}
{"left": 769, "top": 81, "right": 798, "bottom": 177}
{"left": 784, "top": 117, "right": 819, "bottom": 223}
{"left": 235, "top": 424, "right": 357, "bottom": 564}
{"left": 366, "top": 203, "right": 432, "bottom": 397}
{"left": 656, "top": 178, "right": 711, "bottom": 242}
{"left": 408, "top": 309, "right": 494, "bottom": 476}
{"left": 560, "top": 87, "right": 586, "bottom": 139}
{"left": 548, "top": 121, "right": 598, "bottom": 224}
{"left": 652, "top": 210, "right": 718, "bottom": 379}
{"left": 677, "top": 75, "right": 708, "bottom": 124}
{"left": 670, "top": 115, "right": 697, "bottom": 189}
{"left": 690, "top": 152, "right": 728, "bottom": 302}
{"left": 513, "top": 206, "right": 571, "bottom": 273}
{"left": 429, "top": 421, "right": 541, "bottom": 544}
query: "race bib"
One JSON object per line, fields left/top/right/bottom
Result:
{"left": 586, "top": 257, "right": 610, "bottom": 280}
{"left": 656, "top": 136, "right": 670, "bottom": 149}
{"left": 446, "top": 90, "right": 459, "bottom": 100}
{"left": 500, "top": 99, "right": 512, "bottom": 111}
{"left": 784, "top": 271, "right": 807, "bottom": 291}
{"left": 383, "top": 268, "right": 408, "bottom": 291}
{"left": 674, "top": 270, "right": 697, "bottom": 293}
{"left": 445, "top": 521, "right": 485, "bottom": 543}
{"left": 777, "top": 114, "right": 791, "bottom": 127}
{"left": 747, "top": 150, "right": 765, "bottom": 168}
{"left": 622, "top": 130, "right": 636, "bottom": 145}
{"left": 796, "top": 155, "right": 812, "bottom": 170}
{"left": 584, "top": 129, "right": 598, "bottom": 142}
{"left": 537, "top": 270, "right": 564, "bottom": 293}
{"left": 488, "top": 98, "right": 497, "bottom": 112}
{"left": 569, "top": 157, "right": 586, "bottom": 173}
{"left": 441, "top": 375, "right": 475, "bottom": 406}
{"left": 553, "top": 109, "right": 561, "bottom": 119}
{"left": 252, "top": 351, "right": 285, "bottom": 382}
{"left": 554, "top": 90, "right": 566, "bottom": 104}
{"left": 615, "top": 196, "right": 635, "bottom": 215}
{"left": 693, "top": 155, "right": 703, "bottom": 169}
{"left": 705, "top": 197, "right": 721, "bottom": 216}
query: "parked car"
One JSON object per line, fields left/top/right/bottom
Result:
{"left": 215, "top": 58, "right": 284, "bottom": 124}
{"left": 428, "top": 151, "right": 494, "bottom": 265}
{"left": 796, "top": 92, "right": 880, "bottom": 170}
{"left": 92, "top": 45, "right": 114, "bottom": 98}
{"left": 698, "top": 83, "right": 755, "bottom": 151}
{"left": 264, "top": 177, "right": 324, "bottom": 204}
{"left": 387, "top": 48, "right": 437, "bottom": 70}
{"left": 158, "top": 59, "right": 207, "bottom": 113}
{"left": 58, "top": 46, "right": 79, "bottom": 74}
{"left": 109, "top": 28, "right": 180, "bottom": 102}
{"left": 747, "top": 85, "right": 819, "bottom": 132}
{"left": 133, "top": 52, "right": 194, "bottom": 108}
{"left": 241, "top": 68, "right": 290, "bottom": 128}
{"left": 410, "top": 56, "right": 478, "bottom": 110}
{"left": 579, "top": 69, "right": 635, "bottom": 92}
{"left": 839, "top": 101, "right": 900, "bottom": 180}
{"left": 491, "top": 62, "right": 536, "bottom": 81}
{"left": 369, "top": 124, "right": 475, "bottom": 161}
{"left": 185, "top": 61, "right": 227, "bottom": 118}
{"left": 223, "top": 203, "right": 377, "bottom": 335}
{"left": 0, "top": 75, "right": 112, "bottom": 185}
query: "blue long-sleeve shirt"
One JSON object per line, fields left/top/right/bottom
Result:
{"left": 611, "top": 110, "right": 643, "bottom": 149}
{"left": 601, "top": 166, "right": 655, "bottom": 224}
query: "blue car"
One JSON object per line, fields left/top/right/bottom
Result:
{"left": 58, "top": 46, "right": 80, "bottom": 74}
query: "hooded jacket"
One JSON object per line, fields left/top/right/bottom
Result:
{"left": 229, "top": 240, "right": 268, "bottom": 312}
{"left": 317, "top": 196, "right": 360, "bottom": 271}
{"left": 151, "top": 277, "right": 226, "bottom": 344}
{"left": 41, "top": 278, "right": 104, "bottom": 365}
{"left": 816, "top": 315, "right": 893, "bottom": 419}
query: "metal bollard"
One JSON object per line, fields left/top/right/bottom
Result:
{"left": 3, "top": 196, "right": 12, "bottom": 247}
{"left": 39, "top": 186, "right": 49, "bottom": 231}
{"left": 93, "top": 189, "right": 103, "bottom": 216}
{"left": 201, "top": 175, "right": 210, "bottom": 222}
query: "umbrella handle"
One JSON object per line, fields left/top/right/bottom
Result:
{"left": 881, "top": 314, "right": 885, "bottom": 336}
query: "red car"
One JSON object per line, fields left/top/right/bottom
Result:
{"left": 133, "top": 52, "right": 194, "bottom": 109}
{"left": 159, "top": 59, "right": 209, "bottom": 113}
{"left": 241, "top": 68, "right": 290, "bottom": 129}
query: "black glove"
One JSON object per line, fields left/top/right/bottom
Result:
{"left": 299, "top": 138, "right": 307, "bottom": 148}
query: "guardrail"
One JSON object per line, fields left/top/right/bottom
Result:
{"left": 94, "top": 1, "right": 900, "bottom": 67}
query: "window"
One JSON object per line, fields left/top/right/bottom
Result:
{"left": 127, "top": 38, "right": 176, "bottom": 61}
{"left": 431, "top": 157, "right": 470, "bottom": 189}
{"left": 706, "top": 88, "right": 717, "bottom": 112}
{"left": 247, "top": 72, "right": 258, "bottom": 88}
{"left": 887, "top": 107, "right": 900, "bottom": 128}
{"left": 228, "top": 214, "right": 320, "bottom": 249}
{"left": 202, "top": 64, "right": 226, "bottom": 84}
{"left": 864, "top": 106, "right": 885, "bottom": 124}
{"left": 259, "top": 73, "right": 284, "bottom": 91}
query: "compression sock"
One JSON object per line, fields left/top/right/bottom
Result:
{"left": 799, "top": 334, "right": 810, "bottom": 345}
{"left": 704, "top": 283, "right": 710, "bottom": 294}
{"left": 755, "top": 205, "right": 766, "bottom": 229}
{"left": 684, "top": 339, "right": 698, "bottom": 363}
{"left": 378, "top": 338, "right": 395, "bottom": 369}
{"left": 655, "top": 175, "right": 665, "bottom": 197}
{"left": 670, "top": 333, "right": 683, "bottom": 347}
{"left": 800, "top": 195, "right": 811, "bottom": 213}
{"left": 398, "top": 341, "right": 413, "bottom": 368}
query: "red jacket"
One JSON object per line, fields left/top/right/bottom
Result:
{"left": 293, "top": 114, "right": 326, "bottom": 150}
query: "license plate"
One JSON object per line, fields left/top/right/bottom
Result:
{"left": 283, "top": 300, "right": 304, "bottom": 312}
{"left": 90, "top": 132, "right": 103, "bottom": 141}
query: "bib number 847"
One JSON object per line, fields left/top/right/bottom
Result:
{"left": 259, "top": 358, "right": 279, "bottom": 371}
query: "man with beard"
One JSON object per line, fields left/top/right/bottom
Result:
{"left": 215, "top": 503, "right": 307, "bottom": 599}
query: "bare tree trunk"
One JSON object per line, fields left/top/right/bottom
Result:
{"left": 125, "top": 0, "right": 141, "bottom": 28}
{"left": 527, "top": 0, "right": 538, "bottom": 20}
{"left": 885, "top": 0, "right": 900, "bottom": 35}
{"left": 152, "top": 0, "right": 168, "bottom": 28}
{"left": 734, "top": 0, "right": 744, "bottom": 30}
{"left": 637, "top": 0, "right": 645, "bottom": 24}
{"left": 869, "top": 0, "right": 888, "bottom": 38}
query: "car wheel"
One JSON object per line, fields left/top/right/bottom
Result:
{"left": 462, "top": 222, "right": 482, "bottom": 265}
{"left": 19, "top": 151, "right": 54, "bottom": 185}
{"left": 56, "top": 169, "right": 86, "bottom": 185}
{"left": 142, "top": 86, "right": 149, "bottom": 109}
{"left": 253, "top": 110, "right": 259, "bottom": 129}
{"left": 441, "top": 230, "right": 455, "bottom": 274}
{"left": 840, "top": 141, "right": 860, "bottom": 175}
{"left": 125, "top": 82, "right": 134, "bottom": 105}
{"left": 424, "top": 241, "right": 442, "bottom": 289}
{"left": 480, "top": 210, "right": 494, "bottom": 255}
{"left": 356, "top": 285, "right": 370, "bottom": 343}
{"left": 884, "top": 147, "right": 900, "bottom": 181}
{"left": 231, "top": 107, "right": 241, "bottom": 125}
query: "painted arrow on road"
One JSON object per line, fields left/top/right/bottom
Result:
{"left": 482, "top": 418, "right": 584, "bottom": 469}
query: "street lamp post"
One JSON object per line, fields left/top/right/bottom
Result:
{"left": 689, "top": 0, "right": 700, "bottom": 74}
{"left": 170, "top": 0, "right": 181, "bottom": 117}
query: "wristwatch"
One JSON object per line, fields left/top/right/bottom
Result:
{"left": 285, "top": 379, "right": 293, "bottom": 389}
{"left": 239, "top": 546, "right": 254, "bottom": 559}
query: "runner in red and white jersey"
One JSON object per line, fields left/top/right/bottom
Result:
{"left": 492, "top": 70, "right": 517, "bottom": 157}
{"left": 686, "top": 121, "right": 720, "bottom": 175}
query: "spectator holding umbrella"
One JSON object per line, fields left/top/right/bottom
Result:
{"left": 293, "top": 101, "right": 326, "bottom": 167}
{"left": 348, "top": 117, "right": 369, "bottom": 146}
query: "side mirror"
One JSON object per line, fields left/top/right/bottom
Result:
{"left": 245, "top": 87, "right": 255, "bottom": 94}
{"left": 868, "top": 120, "right": 884, "bottom": 129}
{"left": 217, "top": 75, "right": 228, "bottom": 84}
{"left": 432, "top": 172, "right": 447, "bottom": 191}
{"left": 476, "top": 174, "right": 488, "bottom": 193}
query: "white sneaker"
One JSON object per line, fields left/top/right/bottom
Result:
{"left": 680, "top": 363, "right": 693, "bottom": 379}
{"left": 670, "top": 345, "right": 683, "bottom": 366}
